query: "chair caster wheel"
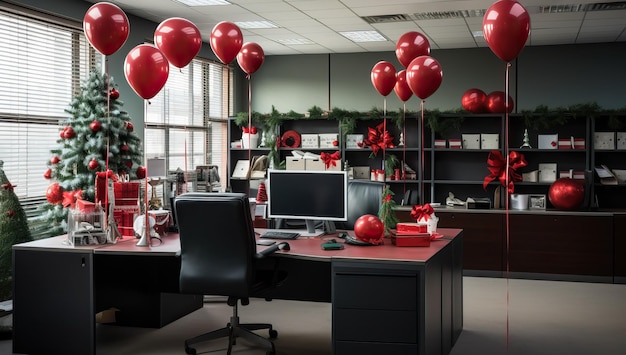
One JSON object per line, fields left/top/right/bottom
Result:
{"left": 269, "top": 329, "right": 278, "bottom": 338}
{"left": 185, "top": 345, "right": 197, "bottom": 355}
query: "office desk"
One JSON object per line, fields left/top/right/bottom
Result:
{"left": 13, "top": 229, "right": 463, "bottom": 355}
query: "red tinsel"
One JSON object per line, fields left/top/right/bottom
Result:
{"left": 320, "top": 151, "right": 340, "bottom": 168}
{"left": 410, "top": 203, "right": 434, "bottom": 221}
{"left": 362, "top": 122, "right": 394, "bottom": 156}
{"left": 483, "top": 150, "right": 527, "bottom": 194}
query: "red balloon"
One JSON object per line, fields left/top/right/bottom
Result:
{"left": 483, "top": 0, "right": 531, "bottom": 62}
{"left": 124, "top": 45, "right": 170, "bottom": 100}
{"left": 371, "top": 61, "right": 396, "bottom": 97}
{"left": 353, "top": 214, "right": 385, "bottom": 244}
{"left": 154, "top": 18, "right": 202, "bottom": 68}
{"left": 46, "top": 183, "right": 64, "bottom": 205}
{"left": 210, "top": 21, "right": 243, "bottom": 65}
{"left": 549, "top": 178, "right": 584, "bottom": 210}
{"left": 406, "top": 56, "right": 443, "bottom": 100}
{"left": 461, "top": 88, "right": 487, "bottom": 113}
{"left": 395, "top": 31, "right": 430, "bottom": 68}
{"left": 486, "top": 91, "right": 514, "bottom": 113}
{"left": 394, "top": 70, "right": 412, "bottom": 102}
{"left": 237, "top": 42, "right": 265, "bottom": 75}
{"left": 83, "top": 2, "right": 129, "bottom": 56}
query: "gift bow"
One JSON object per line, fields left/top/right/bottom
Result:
{"left": 96, "top": 169, "right": 119, "bottom": 182}
{"left": 320, "top": 151, "right": 340, "bottom": 168}
{"left": 242, "top": 126, "right": 257, "bottom": 134}
{"left": 62, "top": 189, "right": 82, "bottom": 208}
{"left": 483, "top": 150, "right": 527, "bottom": 194}
{"left": 411, "top": 203, "right": 434, "bottom": 221}
{"left": 362, "top": 122, "right": 394, "bottom": 156}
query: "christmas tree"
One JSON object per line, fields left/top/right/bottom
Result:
{"left": 33, "top": 69, "right": 144, "bottom": 238}
{"left": 0, "top": 160, "right": 33, "bottom": 301}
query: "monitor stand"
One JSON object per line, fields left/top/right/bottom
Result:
{"left": 299, "top": 220, "right": 324, "bottom": 237}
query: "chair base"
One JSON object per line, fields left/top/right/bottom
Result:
{"left": 184, "top": 322, "right": 277, "bottom": 355}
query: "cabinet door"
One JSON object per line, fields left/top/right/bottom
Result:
{"left": 613, "top": 214, "right": 626, "bottom": 281}
{"left": 437, "top": 211, "right": 504, "bottom": 272}
{"left": 592, "top": 115, "right": 626, "bottom": 209}
{"left": 509, "top": 214, "right": 613, "bottom": 277}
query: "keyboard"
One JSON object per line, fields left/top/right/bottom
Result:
{"left": 260, "top": 231, "right": 301, "bottom": 240}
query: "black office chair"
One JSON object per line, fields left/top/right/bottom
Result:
{"left": 334, "top": 179, "right": 385, "bottom": 230}
{"left": 174, "top": 192, "right": 288, "bottom": 355}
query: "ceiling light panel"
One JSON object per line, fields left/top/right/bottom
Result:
{"left": 339, "top": 30, "right": 387, "bottom": 42}
{"left": 234, "top": 21, "right": 279, "bottom": 29}
{"left": 174, "top": 0, "right": 230, "bottom": 6}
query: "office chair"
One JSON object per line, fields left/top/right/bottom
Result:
{"left": 174, "top": 192, "right": 288, "bottom": 355}
{"left": 334, "top": 180, "right": 385, "bottom": 230}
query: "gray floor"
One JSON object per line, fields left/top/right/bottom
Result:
{"left": 2, "top": 276, "right": 625, "bottom": 355}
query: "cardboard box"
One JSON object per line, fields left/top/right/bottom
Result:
{"left": 434, "top": 139, "right": 446, "bottom": 148}
{"left": 286, "top": 157, "right": 305, "bottom": 170}
{"left": 558, "top": 138, "right": 572, "bottom": 149}
{"left": 522, "top": 170, "right": 538, "bottom": 182}
{"left": 305, "top": 158, "right": 325, "bottom": 171}
{"left": 462, "top": 134, "right": 480, "bottom": 149}
{"left": 594, "top": 132, "right": 615, "bottom": 150}
{"left": 480, "top": 134, "right": 499, "bottom": 149}
{"left": 617, "top": 132, "right": 626, "bottom": 150}
{"left": 538, "top": 134, "right": 558, "bottom": 149}
{"left": 346, "top": 134, "right": 364, "bottom": 148}
{"left": 319, "top": 133, "right": 338, "bottom": 148}
{"left": 300, "top": 134, "right": 319, "bottom": 149}
{"left": 573, "top": 138, "right": 585, "bottom": 149}
{"left": 538, "top": 163, "right": 557, "bottom": 183}
{"left": 448, "top": 138, "right": 461, "bottom": 149}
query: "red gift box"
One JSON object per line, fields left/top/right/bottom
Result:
{"left": 573, "top": 138, "right": 585, "bottom": 149}
{"left": 114, "top": 182, "right": 139, "bottom": 206}
{"left": 434, "top": 139, "right": 446, "bottom": 148}
{"left": 448, "top": 138, "right": 461, "bottom": 149}
{"left": 391, "top": 232, "right": 431, "bottom": 247}
{"left": 76, "top": 199, "right": 95, "bottom": 213}
{"left": 396, "top": 222, "right": 427, "bottom": 234}
{"left": 114, "top": 206, "right": 139, "bottom": 237}
{"left": 558, "top": 139, "right": 572, "bottom": 149}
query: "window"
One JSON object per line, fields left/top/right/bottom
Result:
{"left": 0, "top": 6, "right": 100, "bottom": 203}
{"left": 145, "top": 58, "right": 232, "bottom": 196}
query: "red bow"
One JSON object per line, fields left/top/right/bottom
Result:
{"left": 483, "top": 150, "right": 527, "bottom": 194}
{"left": 410, "top": 204, "right": 434, "bottom": 221}
{"left": 2, "top": 183, "right": 16, "bottom": 191}
{"left": 96, "top": 169, "right": 118, "bottom": 181}
{"left": 320, "top": 151, "right": 340, "bottom": 168}
{"left": 62, "top": 189, "right": 82, "bottom": 209}
{"left": 362, "top": 123, "right": 394, "bottom": 156}
{"left": 242, "top": 126, "right": 257, "bottom": 134}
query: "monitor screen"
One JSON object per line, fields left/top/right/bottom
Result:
{"left": 266, "top": 169, "right": 348, "bottom": 235}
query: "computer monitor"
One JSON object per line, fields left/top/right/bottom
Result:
{"left": 266, "top": 169, "right": 348, "bottom": 236}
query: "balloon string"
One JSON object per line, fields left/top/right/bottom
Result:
{"left": 104, "top": 56, "right": 110, "bottom": 228}
{"left": 382, "top": 97, "right": 387, "bottom": 182}
{"left": 420, "top": 100, "right": 425, "bottom": 204}
{"left": 247, "top": 75, "right": 252, "bottom": 198}
{"left": 504, "top": 61, "right": 511, "bottom": 350}
{"left": 402, "top": 102, "right": 407, "bottom": 196}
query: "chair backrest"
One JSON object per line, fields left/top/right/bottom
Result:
{"left": 174, "top": 192, "right": 256, "bottom": 299}
{"left": 335, "top": 180, "right": 384, "bottom": 230}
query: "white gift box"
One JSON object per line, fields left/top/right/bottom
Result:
{"left": 300, "top": 134, "right": 319, "bottom": 149}
{"left": 616, "top": 132, "right": 626, "bottom": 150}
{"left": 522, "top": 170, "right": 538, "bottom": 182}
{"left": 594, "top": 132, "right": 615, "bottom": 150}
{"left": 319, "top": 133, "right": 338, "bottom": 148}
{"left": 462, "top": 134, "right": 480, "bottom": 149}
{"left": 538, "top": 134, "right": 558, "bottom": 149}
{"left": 538, "top": 163, "right": 558, "bottom": 183}
{"left": 346, "top": 134, "right": 364, "bottom": 148}
{"left": 480, "top": 133, "right": 499, "bottom": 149}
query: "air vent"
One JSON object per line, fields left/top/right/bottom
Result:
{"left": 413, "top": 9, "right": 485, "bottom": 20}
{"left": 361, "top": 14, "right": 412, "bottom": 24}
{"left": 540, "top": 2, "right": 626, "bottom": 13}
{"left": 585, "top": 1, "right": 626, "bottom": 11}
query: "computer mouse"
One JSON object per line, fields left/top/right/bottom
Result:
{"left": 278, "top": 242, "right": 290, "bottom": 251}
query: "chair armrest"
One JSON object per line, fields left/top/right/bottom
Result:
{"left": 255, "top": 242, "right": 290, "bottom": 259}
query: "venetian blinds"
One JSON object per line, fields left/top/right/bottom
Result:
{"left": 0, "top": 6, "right": 99, "bottom": 199}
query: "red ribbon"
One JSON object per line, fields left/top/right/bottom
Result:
{"left": 2, "top": 183, "right": 16, "bottom": 191}
{"left": 362, "top": 122, "right": 394, "bottom": 156}
{"left": 320, "top": 151, "right": 340, "bottom": 168}
{"left": 410, "top": 203, "right": 434, "bottom": 221}
{"left": 483, "top": 150, "right": 527, "bottom": 194}
{"left": 242, "top": 126, "right": 257, "bottom": 134}
{"left": 62, "top": 189, "right": 82, "bottom": 209}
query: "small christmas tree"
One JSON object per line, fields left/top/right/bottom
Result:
{"left": 378, "top": 185, "right": 399, "bottom": 236}
{"left": 33, "top": 69, "right": 144, "bottom": 238}
{"left": 0, "top": 160, "right": 33, "bottom": 301}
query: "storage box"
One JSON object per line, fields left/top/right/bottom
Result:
{"left": 305, "top": 158, "right": 325, "bottom": 171}
{"left": 572, "top": 171, "right": 585, "bottom": 180}
{"left": 448, "top": 138, "right": 461, "bottom": 149}
{"left": 613, "top": 170, "right": 626, "bottom": 183}
{"left": 617, "top": 132, "right": 626, "bottom": 150}
{"left": 559, "top": 170, "right": 573, "bottom": 179}
{"left": 480, "top": 134, "right": 499, "bottom": 149}
{"left": 396, "top": 222, "right": 428, "bottom": 234}
{"left": 391, "top": 232, "right": 431, "bottom": 247}
{"left": 434, "top": 139, "right": 446, "bottom": 148}
{"left": 538, "top": 163, "right": 557, "bottom": 183}
{"left": 286, "top": 157, "right": 305, "bottom": 170}
{"left": 573, "top": 138, "right": 585, "bottom": 150}
{"left": 538, "top": 134, "right": 558, "bottom": 149}
{"left": 522, "top": 170, "right": 538, "bottom": 182}
{"left": 462, "top": 134, "right": 480, "bottom": 149}
{"left": 300, "top": 134, "right": 319, "bottom": 149}
{"left": 510, "top": 194, "right": 529, "bottom": 210}
{"left": 346, "top": 134, "right": 364, "bottom": 149}
{"left": 324, "top": 160, "right": 341, "bottom": 171}
{"left": 319, "top": 133, "right": 338, "bottom": 148}
{"left": 353, "top": 166, "right": 370, "bottom": 179}
{"left": 558, "top": 138, "right": 572, "bottom": 149}
{"left": 594, "top": 132, "right": 615, "bottom": 150}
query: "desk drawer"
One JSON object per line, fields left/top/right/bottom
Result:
{"left": 335, "top": 340, "right": 417, "bottom": 355}
{"left": 334, "top": 309, "right": 417, "bottom": 343}
{"left": 334, "top": 274, "right": 418, "bottom": 310}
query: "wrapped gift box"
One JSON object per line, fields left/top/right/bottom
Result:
{"left": 396, "top": 222, "right": 427, "bottom": 234}
{"left": 346, "top": 134, "right": 364, "bottom": 148}
{"left": 434, "top": 139, "right": 446, "bottom": 148}
{"left": 319, "top": 133, "right": 338, "bottom": 148}
{"left": 391, "top": 232, "right": 431, "bottom": 247}
{"left": 76, "top": 199, "right": 96, "bottom": 213}
{"left": 573, "top": 171, "right": 585, "bottom": 180}
{"left": 594, "top": 132, "right": 615, "bottom": 150}
{"left": 573, "top": 138, "right": 585, "bottom": 149}
{"left": 448, "top": 138, "right": 461, "bottom": 149}
{"left": 617, "top": 132, "right": 626, "bottom": 150}
{"left": 558, "top": 138, "right": 572, "bottom": 149}
{"left": 113, "top": 182, "right": 139, "bottom": 206}
{"left": 301, "top": 134, "right": 319, "bottom": 149}
{"left": 538, "top": 163, "right": 558, "bottom": 183}
{"left": 480, "top": 133, "right": 499, "bottom": 149}
{"left": 559, "top": 170, "right": 573, "bottom": 179}
{"left": 324, "top": 160, "right": 341, "bottom": 171}
{"left": 114, "top": 206, "right": 139, "bottom": 237}
{"left": 538, "top": 134, "right": 558, "bottom": 149}
{"left": 462, "top": 134, "right": 480, "bottom": 149}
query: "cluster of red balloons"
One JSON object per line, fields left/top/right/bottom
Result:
{"left": 210, "top": 21, "right": 265, "bottom": 75}
{"left": 461, "top": 88, "right": 514, "bottom": 114}
{"left": 371, "top": 31, "right": 442, "bottom": 101}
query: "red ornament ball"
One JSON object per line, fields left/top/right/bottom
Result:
{"left": 120, "top": 144, "right": 130, "bottom": 152}
{"left": 63, "top": 126, "right": 76, "bottom": 139}
{"left": 125, "top": 160, "right": 133, "bottom": 168}
{"left": 46, "top": 183, "right": 64, "bottom": 204}
{"left": 7, "top": 210, "right": 15, "bottom": 217}
{"left": 136, "top": 165, "right": 146, "bottom": 179}
{"left": 43, "top": 169, "right": 52, "bottom": 179}
{"left": 90, "top": 120, "right": 101, "bottom": 132}
{"left": 88, "top": 159, "right": 99, "bottom": 170}
{"left": 109, "top": 88, "right": 120, "bottom": 100}
{"left": 548, "top": 178, "right": 584, "bottom": 210}
{"left": 353, "top": 214, "right": 385, "bottom": 244}
{"left": 50, "top": 156, "right": 60, "bottom": 164}
{"left": 461, "top": 88, "right": 487, "bottom": 113}
{"left": 125, "top": 122, "right": 134, "bottom": 132}
{"left": 486, "top": 91, "right": 514, "bottom": 113}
